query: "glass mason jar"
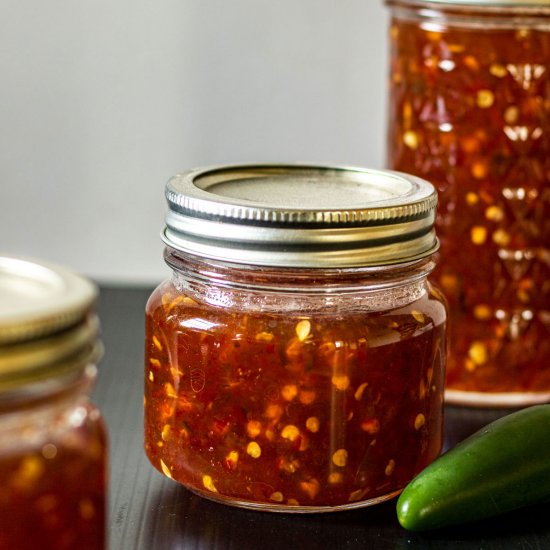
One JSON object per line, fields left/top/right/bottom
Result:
{"left": 144, "top": 164, "right": 447, "bottom": 512}
{"left": 385, "top": 0, "right": 550, "bottom": 407}
{"left": 0, "top": 256, "right": 107, "bottom": 549}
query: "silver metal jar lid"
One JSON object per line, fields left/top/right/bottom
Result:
{"left": 163, "top": 164, "right": 439, "bottom": 268}
{"left": 0, "top": 256, "right": 100, "bottom": 388}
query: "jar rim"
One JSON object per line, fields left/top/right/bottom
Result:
{"left": 163, "top": 164, "right": 439, "bottom": 268}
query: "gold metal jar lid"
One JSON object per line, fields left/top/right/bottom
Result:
{"left": 163, "top": 164, "right": 439, "bottom": 268}
{"left": 0, "top": 256, "right": 100, "bottom": 389}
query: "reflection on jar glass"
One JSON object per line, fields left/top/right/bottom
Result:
{"left": 144, "top": 164, "right": 447, "bottom": 512}
{"left": 385, "top": 0, "right": 550, "bottom": 407}
{"left": 0, "top": 257, "right": 107, "bottom": 549}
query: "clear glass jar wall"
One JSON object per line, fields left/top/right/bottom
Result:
{"left": 386, "top": 1, "right": 550, "bottom": 406}
{"left": 145, "top": 250, "right": 446, "bottom": 511}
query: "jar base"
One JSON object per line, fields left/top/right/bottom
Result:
{"left": 183, "top": 486, "right": 403, "bottom": 513}
{"left": 446, "top": 389, "right": 550, "bottom": 409}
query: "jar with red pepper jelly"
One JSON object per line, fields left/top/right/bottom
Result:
{"left": 385, "top": 0, "right": 550, "bottom": 407}
{"left": 0, "top": 256, "right": 107, "bottom": 549}
{"left": 144, "top": 164, "right": 447, "bottom": 512}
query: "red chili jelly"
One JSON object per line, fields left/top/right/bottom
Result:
{"left": 0, "top": 396, "right": 106, "bottom": 549}
{"left": 144, "top": 165, "right": 447, "bottom": 511}
{"left": 386, "top": 1, "right": 550, "bottom": 406}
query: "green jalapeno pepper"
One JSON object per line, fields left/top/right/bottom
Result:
{"left": 397, "top": 404, "right": 550, "bottom": 531}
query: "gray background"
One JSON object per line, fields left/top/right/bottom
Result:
{"left": 0, "top": 1, "right": 389, "bottom": 284}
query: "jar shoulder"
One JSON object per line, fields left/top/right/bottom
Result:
{"left": 146, "top": 279, "right": 176, "bottom": 315}
{"left": 145, "top": 278, "right": 447, "bottom": 354}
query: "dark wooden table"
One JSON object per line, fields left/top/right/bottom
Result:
{"left": 95, "top": 286, "right": 550, "bottom": 549}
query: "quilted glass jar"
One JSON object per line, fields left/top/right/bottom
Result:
{"left": 386, "top": 0, "right": 550, "bottom": 406}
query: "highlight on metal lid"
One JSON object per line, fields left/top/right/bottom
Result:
{"left": 163, "top": 164, "right": 439, "bottom": 268}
